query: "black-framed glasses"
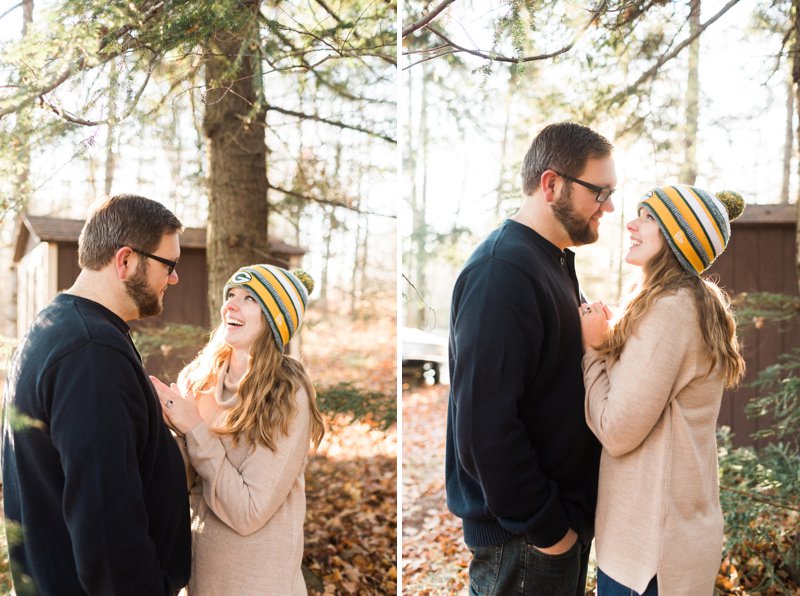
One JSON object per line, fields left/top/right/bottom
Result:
{"left": 119, "top": 245, "right": 179, "bottom": 276}
{"left": 553, "top": 170, "right": 615, "bottom": 203}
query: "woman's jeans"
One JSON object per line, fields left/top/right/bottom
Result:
{"left": 468, "top": 535, "right": 591, "bottom": 596}
{"left": 596, "top": 568, "right": 658, "bottom": 596}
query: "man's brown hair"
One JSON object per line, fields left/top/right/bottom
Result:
{"left": 520, "top": 122, "right": 613, "bottom": 195}
{"left": 78, "top": 194, "right": 183, "bottom": 270}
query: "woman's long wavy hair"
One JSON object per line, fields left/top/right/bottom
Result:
{"left": 597, "top": 241, "right": 746, "bottom": 388}
{"left": 178, "top": 319, "right": 325, "bottom": 452}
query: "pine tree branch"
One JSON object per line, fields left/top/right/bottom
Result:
{"left": 720, "top": 484, "right": 800, "bottom": 513}
{"left": 267, "top": 105, "right": 395, "bottom": 144}
{"left": 0, "top": 2, "right": 166, "bottom": 119}
{"left": 402, "top": 0, "right": 456, "bottom": 38}
{"left": 268, "top": 182, "right": 395, "bottom": 218}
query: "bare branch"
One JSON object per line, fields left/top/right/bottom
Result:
{"left": 402, "top": 0, "right": 456, "bottom": 38}
{"left": 268, "top": 182, "right": 396, "bottom": 218}
{"left": 404, "top": 48, "right": 458, "bottom": 70}
{"left": 36, "top": 55, "right": 159, "bottom": 127}
{"left": 720, "top": 484, "right": 800, "bottom": 513}
{"left": 0, "top": 2, "right": 23, "bottom": 23}
{"left": 267, "top": 104, "right": 395, "bottom": 144}
{"left": 314, "top": 0, "right": 345, "bottom": 26}
{"left": 606, "top": 0, "right": 742, "bottom": 108}
{"left": 404, "top": 1, "right": 608, "bottom": 67}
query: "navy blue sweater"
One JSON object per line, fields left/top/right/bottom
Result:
{"left": 2, "top": 293, "right": 191, "bottom": 595}
{"left": 446, "top": 220, "right": 601, "bottom": 548}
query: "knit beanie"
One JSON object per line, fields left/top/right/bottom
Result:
{"left": 639, "top": 185, "right": 745, "bottom": 275}
{"left": 223, "top": 264, "right": 315, "bottom": 351}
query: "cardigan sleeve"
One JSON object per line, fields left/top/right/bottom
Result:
{"left": 185, "top": 388, "right": 311, "bottom": 536}
{"left": 582, "top": 293, "right": 697, "bottom": 457}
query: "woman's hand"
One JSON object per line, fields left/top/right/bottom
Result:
{"left": 150, "top": 375, "right": 203, "bottom": 435}
{"left": 579, "top": 300, "right": 613, "bottom": 350}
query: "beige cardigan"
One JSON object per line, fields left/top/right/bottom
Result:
{"left": 179, "top": 371, "right": 311, "bottom": 595}
{"left": 582, "top": 290, "right": 724, "bottom": 596}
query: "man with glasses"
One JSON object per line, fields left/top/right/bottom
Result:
{"left": 3, "top": 195, "right": 191, "bottom": 594}
{"left": 446, "top": 122, "right": 616, "bottom": 595}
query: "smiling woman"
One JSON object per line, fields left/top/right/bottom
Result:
{"left": 579, "top": 186, "right": 747, "bottom": 595}
{"left": 150, "top": 264, "right": 325, "bottom": 595}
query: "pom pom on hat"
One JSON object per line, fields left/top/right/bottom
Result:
{"left": 291, "top": 269, "right": 315, "bottom": 296}
{"left": 223, "top": 264, "right": 314, "bottom": 351}
{"left": 639, "top": 185, "right": 747, "bottom": 276}
{"left": 715, "top": 190, "right": 745, "bottom": 222}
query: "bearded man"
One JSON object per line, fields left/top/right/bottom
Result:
{"left": 446, "top": 122, "right": 616, "bottom": 596}
{"left": 2, "top": 194, "right": 191, "bottom": 595}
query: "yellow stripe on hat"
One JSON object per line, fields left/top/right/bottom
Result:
{"left": 259, "top": 266, "right": 301, "bottom": 333}
{"left": 645, "top": 194, "right": 706, "bottom": 274}
{"left": 682, "top": 186, "right": 726, "bottom": 253}
{"left": 660, "top": 186, "right": 715, "bottom": 262}
{"left": 244, "top": 266, "right": 292, "bottom": 346}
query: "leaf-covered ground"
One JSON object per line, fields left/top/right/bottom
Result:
{"left": 402, "top": 384, "right": 800, "bottom": 596}
{"left": 299, "top": 310, "right": 398, "bottom": 595}
{"left": 402, "top": 384, "right": 471, "bottom": 594}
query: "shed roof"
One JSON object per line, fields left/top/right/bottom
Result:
{"left": 14, "top": 214, "right": 306, "bottom": 263}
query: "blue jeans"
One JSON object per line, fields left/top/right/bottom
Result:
{"left": 468, "top": 535, "right": 590, "bottom": 596}
{"left": 597, "top": 568, "right": 658, "bottom": 596}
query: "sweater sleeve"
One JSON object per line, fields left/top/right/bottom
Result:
{"left": 185, "top": 388, "right": 311, "bottom": 536}
{"left": 451, "top": 259, "right": 571, "bottom": 547}
{"left": 49, "top": 345, "right": 176, "bottom": 595}
{"left": 582, "top": 294, "right": 696, "bottom": 457}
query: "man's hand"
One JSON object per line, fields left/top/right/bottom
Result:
{"left": 533, "top": 528, "right": 578, "bottom": 555}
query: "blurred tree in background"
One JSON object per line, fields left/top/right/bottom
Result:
{"left": 0, "top": 0, "right": 396, "bottom": 321}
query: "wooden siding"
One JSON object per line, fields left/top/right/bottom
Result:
{"left": 55, "top": 244, "right": 211, "bottom": 329}
{"left": 707, "top": 205, "right": 799, "bottom": 447}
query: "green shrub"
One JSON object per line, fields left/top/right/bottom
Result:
{"left": 717, "top": 296, "right": 800, "bottom": 594}
{"left": 316, "top": 382, "right": 396, "bottom": 429}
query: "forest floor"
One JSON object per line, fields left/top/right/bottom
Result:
{"left": 0, "top": 308, "right": 398, "bottom": 595}
{"left": 400, "top": 383, "right": 799, "bottom": 596}
{"left": 301, "top": 310, "right": 397, "bottom": 595}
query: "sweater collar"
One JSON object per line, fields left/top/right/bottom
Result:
{"left": 55, "top": 292, "right": 130, "bottom": 333}
{"left": 503, "top": 219, "right": 575, "bottom": 266}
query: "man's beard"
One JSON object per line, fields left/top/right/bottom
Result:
{"left": 124, "top": 266, "right": 162, "bottom": 318}
{"left": 552, "top": 184, "right": 599, "bottom": 246}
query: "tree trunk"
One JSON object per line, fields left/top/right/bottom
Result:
{"left": 681, "top": 0, "right": 700, "bottom": 184}
{"left": 15, "top": 0, "right": 34, "bottom": 208}
{"left": 781, "top": 70, "right": 794, "bottom": 204}
{"left": 104, "top": 63, "right": 118, "bottom": 197}
{"left": 319, "top": 206, "right": 334, "bottom": 312}
{"left": 203, "top": 0, "right": 267, "bottom": 322}
{"left": 414, "top": 67, "right": 430, "bottom": 327}
{"left": 794, "top": 0, "right": 800, "bottom": 295}
{"left": 404, "top": 62, "right": 417, "bottom": 327}
{"left": 495, "top": 72, "right": 515, "bottom": 219}
{"left": 351, "top": 209, "right": 362, "bottom": 316}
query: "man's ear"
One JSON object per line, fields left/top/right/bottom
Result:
{"left": 114, "top": 246, "right": 135, "bottom": 280}
{"left": 540, "top": 170, "right": 559, "bottom": 203}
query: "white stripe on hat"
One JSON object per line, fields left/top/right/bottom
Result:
{"left": 264, "top": 265, "right": 306, "bottom": 327}
{"left": 674, "top": 185, "right": 726, "bottom": 258}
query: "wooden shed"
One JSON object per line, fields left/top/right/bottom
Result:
{"left": 12, "top": 214, "right": 306, "bottom": 339}
{"left": 707, "top": 204, "right": 799, "bottom": 447}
